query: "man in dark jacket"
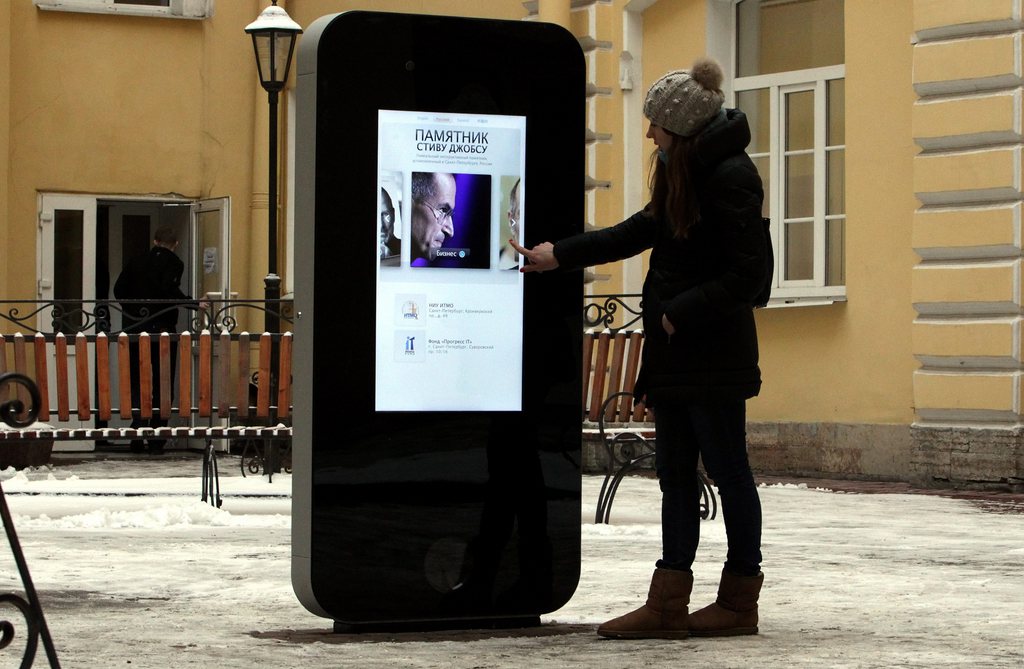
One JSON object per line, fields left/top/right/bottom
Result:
{"left": 114, "top": 226, "right": 192, "bottom": 454}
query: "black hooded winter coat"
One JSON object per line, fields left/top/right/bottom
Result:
{"left": 554, "top": 109, "right": 766, "bottom": 406}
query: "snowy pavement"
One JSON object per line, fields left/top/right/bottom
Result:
{"left": 0, "top": 453, "right": 1021, "bottom": 668}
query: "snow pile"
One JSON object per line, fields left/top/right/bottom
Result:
{"left": 12, "top": 499, "right": 290, "bottom": 530}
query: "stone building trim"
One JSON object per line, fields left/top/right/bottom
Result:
{"left": 912, "top": 0, "right": 1024, "bottom": 486}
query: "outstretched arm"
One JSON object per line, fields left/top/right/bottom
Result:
{"left": 508, "top": 239, "right": 560, "bottom": 273}
{"left": 509, "top": 210, "right": 658, "bottom": 273}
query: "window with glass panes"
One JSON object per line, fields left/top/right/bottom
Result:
{"left": 34, "top": 0, "right": 212, "bottom": 19}
{"left": 733, "top": 0, "right": 845, "bottom": 303}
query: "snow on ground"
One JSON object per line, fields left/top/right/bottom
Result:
{"left": 0, "top": 456, "right": 1021, "bottom": 668}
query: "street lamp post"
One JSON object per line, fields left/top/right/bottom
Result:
{"left": 246, "top": 3, "right": 301, "bottom": 474}
{"left": 245, "top": 1, "right": 302, "bottom": 340}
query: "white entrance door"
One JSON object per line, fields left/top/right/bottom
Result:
{"left": 36, "top": 194, "right": 231, "bottom": 450}
{"left": 192, "top": 197, "right": 232, "bottom": 308}
{"left": 38, "top": 194, "right": 97, "bottom": 333}
{"left": 37, "top": 194, "right": 98, "bottom": 448}
{"left": 188, "top": 197, "right": 232, "bottom": 450}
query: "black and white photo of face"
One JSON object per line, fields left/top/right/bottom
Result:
{"left": 410, "top": 172, "right": 457, "bottom": 262}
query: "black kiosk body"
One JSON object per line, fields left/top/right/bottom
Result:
{"left": 292, "top": 11, "right": 585, "bottom": 630}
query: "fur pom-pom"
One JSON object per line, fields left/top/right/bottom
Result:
{"left": 690, "top": 58, "right": 723, "bottom": 93}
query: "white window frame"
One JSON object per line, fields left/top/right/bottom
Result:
{"left": 34, "top": 0, "right": 214, "bottom": 20}
{"left": 722, "top": 2, "right": 847, "bottom": 307}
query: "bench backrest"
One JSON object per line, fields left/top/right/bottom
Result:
{"left": 0, "top": 331, "right": 292, "bottom": 423}
{"left": 582, "top": 329, "right": 651, "bottom": 425}
{"left": 4, "top": 328, "right": 637, "bottom": 427}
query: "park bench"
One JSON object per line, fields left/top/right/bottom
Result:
{"left": 0, "top": 330, "right": 293, "bottom": 507}
{"left": 582, "top": 329, "right": 717, "bottom": 524}
{"left": 0, "top": 321, "right": 714, "bottom": 522}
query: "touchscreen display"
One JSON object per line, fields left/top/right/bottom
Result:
{"left": 375, "top": 109, "right": 526, "bottom": 411}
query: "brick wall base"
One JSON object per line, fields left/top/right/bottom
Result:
{"left": 583, "top": 421, "right": 1023, "bottom": 491}
{"left": 910, "top": 425, "right": 1024, "bottom": 492}
{"left": 584, "top": 421, "right": 913, "bottom": 483}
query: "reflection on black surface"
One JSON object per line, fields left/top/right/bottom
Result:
{"left": 442, "top": 414, "right": 552, "bottom": 614}
{"left": 310, "top": 399, "right": 581, "bottom": 624}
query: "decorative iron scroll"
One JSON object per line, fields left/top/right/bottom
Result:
{"left": 0, "top": 299, "right": 293, "bottom": 336}
{"left": 5, "top": 295, "right": 646, "bottom": 336}
{"left": 0, "top": 373, "right": 61, "bottom": 668}
{"left": 593, "top": 391, "right": 717, "bottom": 525}
{"left": 0, "top": 373, "right": 41, "bottom": 429}
{"left": 582, "top": 294, "right": 643, "bottom": 333}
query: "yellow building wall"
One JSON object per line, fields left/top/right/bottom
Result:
{"left": 913, "top": 0, "right": 1021, "bottom": 32}
{"left": 289, "top": 1, "right": 527, "bottom": 25}
{"left": 618, "top": 1, "right": 916, "bottom": 427}
{"left": 913, "top": 204, "right": 1020, "bottom": 253}
{"left": 0, "top": 0, "right": 919, "bottom": 428}
{"left": 912, "top": 318, "right": 1020, "bottom": 361}
{"left": 753, "top": 1, "right": 916, "bottom": 426}
{"left": 582, "top": 2, "right": 630, "bottom": 294}
{"left": 1, "top": 2, "right": 980, "bottom": 431}
{"left": 1, "top": 0, "right": 527, "bottom": 320}
{"left": 4, "top": 1, "right": 260, "bottom": 309}
{"left": 910, "top": 0, "right": 1024, "bottom": 437}
{"left": 536, "top": 1, "right": 921, "bottom": 428}
{"left": 0, "top": 3, "right": 10, "bottom": 300}
{"left": 914, "top": 33, "right": 1020, "bottom": 87}
{"left": 589, "top": 3, "right": 626, "bottom": 294}
{"left": 915, "top": 146, "right": 1021, "bottom": 197}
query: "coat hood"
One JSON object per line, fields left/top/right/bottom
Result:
{"left": 693, "top": 108, "right": 752, "bottom": 173}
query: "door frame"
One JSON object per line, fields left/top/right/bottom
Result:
{"left": 36, "top": 192, "right": 232, "bottom": 449}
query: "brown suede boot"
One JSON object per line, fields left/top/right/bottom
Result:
{"left": 688, "top": 569, "right": 763, "bottom": 636}
{"left": 597, "top": 568, "right": 692, "bottom": 639}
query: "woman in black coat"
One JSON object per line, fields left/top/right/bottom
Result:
{"left": 511, "top": 58, "right": 767, "bottom": 639}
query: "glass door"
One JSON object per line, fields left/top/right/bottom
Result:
{"left": 189, "top": 197, "right": 232, "bottom": 449}
{"left": 192, "top": 197, "right": 232, "bottom": 318}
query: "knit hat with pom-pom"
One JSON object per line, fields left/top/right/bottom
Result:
{"left": 643, "top": 58, "right": 725, "bottom": 137}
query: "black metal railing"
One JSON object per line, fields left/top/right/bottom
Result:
{"left": 582, "top": 294, "right": 643, "bottom": 333}
{"left": 3, "top": 296, "right": 639, "bottom": 336}
{"left": 2, "top": 296, "right": 640, "bottom": 335}
{"left": 0, "top": 299, "right": 293, "bottom": 337}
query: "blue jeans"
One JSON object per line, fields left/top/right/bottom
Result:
{"left": 654, "top": 400, "right": 762, "bottom": 576}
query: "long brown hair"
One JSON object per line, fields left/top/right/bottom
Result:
{"left": 648, "top": 132, "right": 699, "bottom": 238}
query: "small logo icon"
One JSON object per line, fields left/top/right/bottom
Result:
{"left": 404, "top": 336, "right": 416, "bottom": 354}
{"left": 402, "top": 301, "right": 419, "bottom": 320}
